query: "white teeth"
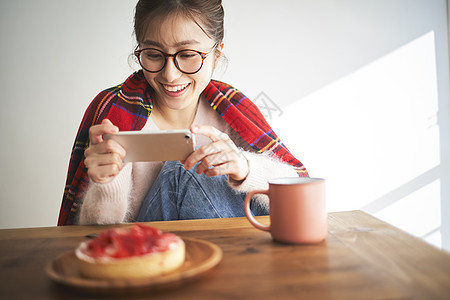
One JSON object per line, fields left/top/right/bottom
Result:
{"left": 163, "top": 83, "right": 189, "bottom": 92}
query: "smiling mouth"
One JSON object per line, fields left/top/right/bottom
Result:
{"left": 162, "top": 83, "right": 190, "bottom": 92}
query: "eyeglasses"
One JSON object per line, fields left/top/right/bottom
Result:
{"left": 134, "top": 43, "right": 218, "bottom": 75}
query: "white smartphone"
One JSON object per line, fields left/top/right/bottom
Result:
{"left": 103, "top": 130, "right": 196, "bottom": 162}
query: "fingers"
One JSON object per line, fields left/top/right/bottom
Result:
{"left": 89, "top": 119, "right": 119, "bottom": 145}
{"left": 84, "top": 138, "right": 126, "bottom": 159}
{"left": 84, "top": 143, "right": 125, "bottom": 168}
{"left": 183, "top": 138, "right": 234, "bottom": 170}
{"left": 84, "top": 119, "right": 125, "bottom": 184}
{"left": 86, "top": 158, "right": 123, "bottom": 184}
{"left": 184, "top": 125, "right": 249, "bottom": 181}
{"left": 184, "top": 124, "right": 237, "bottom": 169}
{"left": 190, "top": 125, "right": 232, "bottom": 143}
{"left": 193, "top": 144, "right": 248, "bottom": 181}
{"left": 195, "top": 149, "right": 237, "bottom": 175}
{"left": 84, "top": 141, "right": 125, "bottom": 184}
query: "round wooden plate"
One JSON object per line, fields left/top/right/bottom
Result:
{"left": 45, "top": 237, "right": 222, "bottom": 292}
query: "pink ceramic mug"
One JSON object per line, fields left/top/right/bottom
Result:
{"left": 244, "top": 177, "right": 327, "bottom": 244}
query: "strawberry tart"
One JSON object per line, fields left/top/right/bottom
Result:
{"left": 75, "top": 224, "right": 185, "bottom": 279}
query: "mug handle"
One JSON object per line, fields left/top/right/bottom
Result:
{"left": 244, "top": 190, "right": 270, "bottom": 232}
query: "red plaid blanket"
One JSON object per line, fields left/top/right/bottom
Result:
{"left": 58, "top": 70, "right": 308, "bottom": 225}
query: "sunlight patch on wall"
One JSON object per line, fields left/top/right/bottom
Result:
{"left": 270, "top": 31, "right": 441, "bottom": 248}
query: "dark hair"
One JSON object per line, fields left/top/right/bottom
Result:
{"left": 134, "top": 0, "right": 224, "bottom": 46}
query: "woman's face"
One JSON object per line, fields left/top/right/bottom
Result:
{"left": 141, "top": 14, "right": 221, "bottom": 111}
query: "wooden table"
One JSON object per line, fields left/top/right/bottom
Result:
{"left": 1, "top": 210, "right": 450, "bottom": 299}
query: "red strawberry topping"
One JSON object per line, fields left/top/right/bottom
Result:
{"left": 81, "top": 224, "right": 180, "bottom": 258}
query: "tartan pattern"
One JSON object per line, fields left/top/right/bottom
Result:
{"left": 57, "top": 70, "right": 307, "bottom": 226}
{"left": 205, "top": 81, "right": 308, "bottom": 172}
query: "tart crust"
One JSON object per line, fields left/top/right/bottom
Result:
{"left": 75, "top": 235, "right": 185, "bottom": 279}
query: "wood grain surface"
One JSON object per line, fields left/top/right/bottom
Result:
{"left": 0, "top": 211, "right": 449, "bottom": 299}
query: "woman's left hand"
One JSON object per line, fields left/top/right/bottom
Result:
{"left": 182, "top": 125, "right": 249, "bottom": 181}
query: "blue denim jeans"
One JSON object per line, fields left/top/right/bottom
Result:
{"left": 137, "top": 161, "right": 268, "bottom": 221}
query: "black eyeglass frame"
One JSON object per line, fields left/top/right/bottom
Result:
{"left": 134, "top": 43, "right": 218, "bottom": 75}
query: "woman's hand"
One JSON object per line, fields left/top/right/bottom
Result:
{"left": 183, "top": 125, "right": 249, "bottom": 181}
{"left": 84, "top": 119, "right": 126, "bottom": 184}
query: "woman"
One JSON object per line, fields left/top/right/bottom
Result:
{"left": 58, "top": 0, "right": 308, "bottom": 225}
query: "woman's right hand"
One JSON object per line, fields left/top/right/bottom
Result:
{"left": 84, "top": 119, "right": 126, "bottom": 184}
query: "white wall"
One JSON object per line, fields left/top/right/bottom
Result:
{"left": 0, "top": 0, "right": 449, "bottom": 252}
{"left": 0, "top": 0, "right": 137, "bottom": 228}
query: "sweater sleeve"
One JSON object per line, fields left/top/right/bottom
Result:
{"left": 228, "top": 150, "right": 298, "bottom": 207}
{"left": 78, "top": 163, "right": 133, "bottom": 225}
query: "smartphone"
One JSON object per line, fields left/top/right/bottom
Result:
{"left": 103, "top": 130, "right": 196, "bottom": 162}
